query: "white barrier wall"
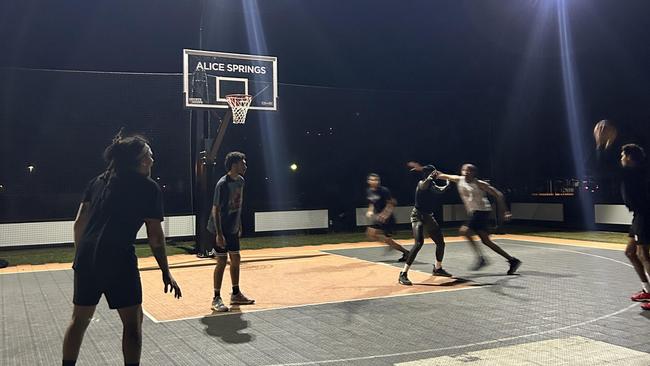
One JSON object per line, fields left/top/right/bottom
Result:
{"left": 357, "top": 205, "right": 471, "bottom": 224}
{"left": 355, "top": 206, "right": 414, "bottom": 226}
{"left": 444, "top": 203, "right": 565, "bottom": 222}
{"left": 511, "top": 203, "right": 564, "bottom": 222}
{"left": 442, "top": 204, "right": 469, "bottom": 222}
{"left": 254, "top": 209, "right": 329, "bottom": 232}
{"left": 1, "top": 203, "right": 632, "bottom": 247}
{"left": 0, "top": 215, "right": 196, "bottom": 248}
{"left": 594, "top": 204, "right": 633, "bottom": 225}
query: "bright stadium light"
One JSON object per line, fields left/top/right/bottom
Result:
{"left": 557, "top": 0, "right": 593, "bottom": 229}
{"left": 290, "top": 163, "right": 298, "bottom": 171}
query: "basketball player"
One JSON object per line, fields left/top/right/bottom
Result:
{"left": 619, "top": 145, "right": 650, "bottom": 309}
{"left": 62, "top": 131, "right": 182, "bottom": 366}
{"left": 399, "top": 163, "right": 452, "bottom": 286}
{"left": 435, "top": 164, "right": 522, "bottom": 275}
{"left": 594, "top": 122, "right": 650, "bottom": 308}
{"left": 365, "top": 173, "right": 410, "bottom": 262}
{"left": 207, "top": 152, "right": 255, "bottom": 312}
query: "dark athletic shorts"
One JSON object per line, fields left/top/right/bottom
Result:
{"left": 410, "top": 208, "right": 441, "bottom": 234}
{"left": 465, "top": 210, "right": 492, "bottom": 232}
{"left": 369, "top": 215, "right": 396, "bottom": 236}
{"left": 212, "top": 232, "right": 241, "bottom": 256}
{"left": 73, "top": 269, "right": 142, "bottom": 309}
{"left": 629, "top": 212, "right": 650, "bottom": 245}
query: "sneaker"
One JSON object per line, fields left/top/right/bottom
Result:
{"left": 197, "top": 249, "right": 216, "bottom": 259}
{"left": 211, "top": 297, "right": 229, "bottom": 312}
{"left": 398, "top": 251, "right": 410, "bottom": 262}
{"left": 507, "top": 258, "right": 522, "bottom": 275}
{"left": 641, "top": 302, "right": 650, "bottom": 310}
{"left": 398, "top": 271, "right": 412, "bottom": 286}
{"left": 631, "top": 290, "right": 650, "bottom": 302}
{"left": 230, "top": 292, "right": 255, "bottom": 305}
{"left": 471, "top": 256, "right": 488, "bottom": 271}
{"left": 432, "top": 267, "right": 453, "bottom": 277}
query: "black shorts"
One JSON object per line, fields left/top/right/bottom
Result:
{"left": 73, "top": 270, "right": 142, "bottom": 309}
{"left": 213, "top": 232, "right": 241, "bottom": 256}
{"left": 629, "top": 213, "right": 650, "bottom": 245}
{"left": 410, "top": 208, "right": 441, "bottom": 234}
{"left": 369, "top": 215, "right": 396, "bottom": 236}
{"left": 465, "top": 210, "right": 492, "bottom": 232}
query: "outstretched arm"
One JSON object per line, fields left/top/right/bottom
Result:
{"left": 476, "top": 180, "right": 511, "bottom": 221}
{"left": 408, "top": 161, "right": 457, "bottom": 189}
{"left": 434, "top": 171, "right": 461, "bottom": 183}
{"left": 417, "top": 173, "right": 436, "bottom": 190}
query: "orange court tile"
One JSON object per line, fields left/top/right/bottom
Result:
{"left": 140, "top": 251, "right": 473, "bottom": 322}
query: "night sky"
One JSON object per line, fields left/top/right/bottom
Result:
{"left": 1, "top": 0, "right": 650, "bottom": 224}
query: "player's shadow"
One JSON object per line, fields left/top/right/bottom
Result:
{"left": 456, "top": 273, "right": 528, "bottom": 300}
{"left": 481, "top": 276, "right": 530, "bottom": 300}
{"left": 462, "top": 270, "right": 576, "bottom": 280}
{"left": 378, "top": 259, "right": 429, "bottom": 265}
{"left": 414, "top": 278, "right": 472, "bottom": 287}
{"left": 201, "top": 311, "right": 254, "bottom": 344}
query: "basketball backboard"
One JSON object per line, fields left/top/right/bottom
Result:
{"left": 183, "top": 49, "right": 278, "bottom": 110}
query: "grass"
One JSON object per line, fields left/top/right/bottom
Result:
{"left": 0, "top": 225, "right": 629, "bottom": 267}
{"left": 0, "top": 244, "right": 192, "bottom": 267}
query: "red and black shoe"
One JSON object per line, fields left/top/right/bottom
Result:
{"left": 630, "top": 290, "right": 650, "bottom": 302}
{"left": 641, "top": 302, "right": 650, "bottom": 310}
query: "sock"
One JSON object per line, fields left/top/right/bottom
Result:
{"left": 642, "top": 282, "right": 650, "bottom": 293}
{"left": 402, "top": 265, "right": 410, "bottom": 273}
{"left": 63, "top": 361, "right": 76, "bottom": 366}
{"left": 232, "top": 285, "right": 241, "bottom": 295}
{"left": 214, "top": 290, "right": 221, "bottom": 299}
{"left": 435, "top": 261, "right": 442, "bottom": 270}
{"left": 125, "top": 363, "right": 140, "bottom": 366}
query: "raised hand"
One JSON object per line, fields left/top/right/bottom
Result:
{"left": 407, "top": 161, "right": 423, "bottom": 172}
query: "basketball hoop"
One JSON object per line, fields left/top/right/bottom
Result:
{"left": 226, "top": 94, "right": 252, "bottom": 124}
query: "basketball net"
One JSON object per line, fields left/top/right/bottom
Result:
{"left": 226, "top": 94, "right": 252, "bottom": 124}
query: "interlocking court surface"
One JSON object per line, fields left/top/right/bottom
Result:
{"left": 2, "top": 235, "right": 650, "bottom": 365}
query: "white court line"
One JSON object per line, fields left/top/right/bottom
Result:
{"left": 0, "top": 267, "right": 71, "bottom": 275}
{"left": 500, "top": 239, "right": 633, "bottom": 268}
{"left": 259, "top": 240, "right": 639, "bottom": 366}
{"left": 145, "top": 240, "right": 630, "bottom": 323}
{"left": 148, "top": 285, "right": 481, "bottom": 324}
{"left": 262, "top": 304, "right": 638, "bottom": 366}
{"left": 146, "top": 251, "right": 483, "bottom": 323}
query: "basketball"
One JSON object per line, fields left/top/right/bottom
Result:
{"left": 593, "top": 120, "right": 618, "bottom": 148}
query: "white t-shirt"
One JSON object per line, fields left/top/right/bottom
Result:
{"left": 457, "top": 176, "right": 491, "bottom": 213}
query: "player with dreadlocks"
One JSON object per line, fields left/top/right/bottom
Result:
{"left": 62, "top": 129, "right": 181, "bottom": 366}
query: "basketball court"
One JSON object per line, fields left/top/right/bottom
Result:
{"left": 3, "top": 235, "right": 650, "bottom": 365}
{"left": 3, "top": 2, "right": 650, "bottom": 365}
